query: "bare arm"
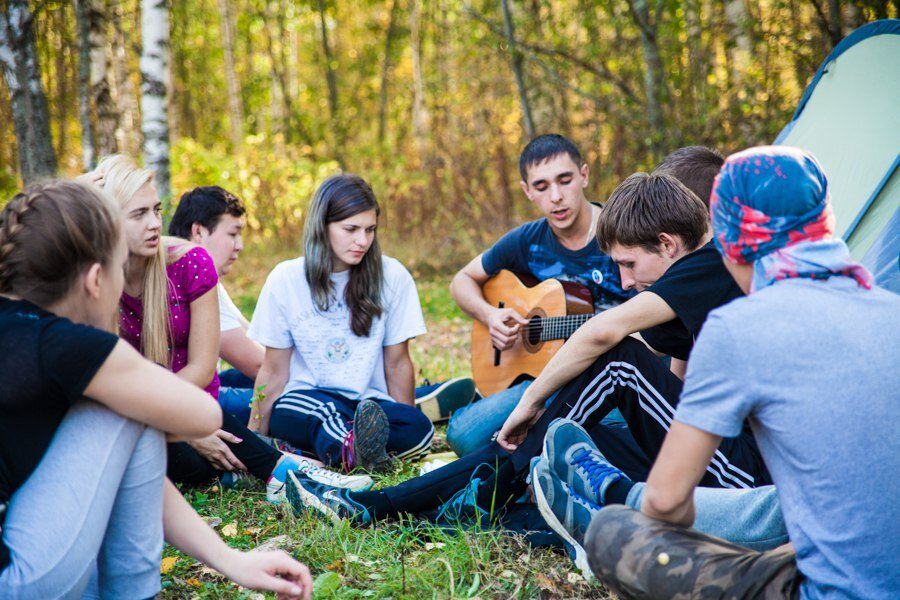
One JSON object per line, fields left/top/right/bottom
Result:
{"left": 450, "top": 254, "right": 527, "bottom": 351}
{"left": 641, "top": 421, "right": 721, "bottom": 527}
{"left": 670, "top": 357, "right": 688, "bottom": 381}
{"left": 220, "top": 326, "right": 265, "bottom": 380}
{"left": 383, "top": 341, "right": 415, "bottom": 406}
{"left": 178, "top": 286, "right": 220, "bottom": 390}
{"left": 162, "top": 479, "right": 312, "bottom": 599}
{"left": 249, "top": 346, "right": 292, "bottom": 434}
{"left": 84, "top": 339, "right": 221, "bottom": 439}
{"left": 497, "top": 291, "right": 677, "bottom": 450}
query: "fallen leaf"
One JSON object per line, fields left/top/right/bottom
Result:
{"left": 254, "top": 534, "right": 294, "bottom": 552}
{"left": 535, "top": 573, "right": 556, "bottom": 592}
{"left": 186, "top": 577, "right": 202, "bottom": 587}
{"left": 160, "top": 557, "right": 178, "bottom": 574}
{"left": 203, "top": 517, "right": 222, "bottom": 529}
{"left": 567, "top": 572, "right": 585, "bottom": 584}
{"left": 324, "top": 559, "right": 343, "bottom": 572}
{"left": 243, "top": 527, "right": 261, "bottom": 535}
{"left": 424, "top": 542, "right": 446, "bottom": 551}
{"left": 500, "top": 570, "right": 516, "bottom": 579}
{"left": 221, "top": 522, "right": 238, "bottom": 537}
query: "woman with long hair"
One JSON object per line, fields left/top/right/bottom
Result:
{"left": 91, "top": 155, "right": 370, "bottom": 497}
{"left": 249, "top": 174, "right": 434, "bottom": 471}
{"left": 0, "top": 181, "right": 311, "bottom": 599}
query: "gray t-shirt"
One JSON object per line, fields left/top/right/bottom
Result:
{"left": 676, "top": 277, "right": 900, "bottom": 599}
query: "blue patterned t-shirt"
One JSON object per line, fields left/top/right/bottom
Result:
{"left": 481, "top": 207, "right": 631, "bottom": 310}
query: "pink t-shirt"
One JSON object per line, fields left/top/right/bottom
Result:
{"left": 119, "top": 245, "right": 220, "bottom": 398}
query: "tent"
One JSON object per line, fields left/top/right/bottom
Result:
{"left": 775, "top": 19, "right": 899, "bottom": 293}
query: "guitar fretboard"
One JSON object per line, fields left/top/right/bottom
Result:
{"left": 523, "top": 313, "right": 593, "bottom": 342}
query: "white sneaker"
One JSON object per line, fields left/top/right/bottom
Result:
{"left": 267, "top": 460, "right": 374, "bottom": 504}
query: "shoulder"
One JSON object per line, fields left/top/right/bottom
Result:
{"left": 381, "top": 255, "right": 416, "bottom": 289}
{"left": 267, "top": 257, "right": 306, "bottom": 283}
{"left": 164, "top": 238, "right": 208, "bottom": 266}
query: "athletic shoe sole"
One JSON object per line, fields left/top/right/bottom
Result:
{"left": 352, "top": 399, "right": 392, "bottom": 472}
{"left": 532, "top": 460, "right": 594, "bottom": 578}
{"left": 415, "top": 377, "right": 476, "bottom": 422}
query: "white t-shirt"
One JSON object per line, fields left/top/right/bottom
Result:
{"left": 248, "top": 256, "right": 426, "bottom": 402}
{"left": 217, "top": 283, "right": 244, "bottom": 332}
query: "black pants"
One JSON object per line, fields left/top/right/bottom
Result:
{"left": 167, "top": 409, "right": 282, "bottom": 486}
{"left": 374, "top": 337, "right": 769, "bottom": 519}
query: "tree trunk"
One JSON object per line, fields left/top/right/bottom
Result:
{"left": 112, "top": 0, "right": 139, "bottom": 157}
{"left": 409, "top": 0, "right": 429, "bottom": 157}
{"left": 90, "top": 0, "right": 118, "bottom": 157}
{"left": 316, "top": 0, "right": 344, "bottom": 167}
{"left": 76, "top": 0, "right": 96, "bottom": 169}
{"left": 629, "top": 0, "right": 667, "bottom": 156}
{"left": 219, "top": 0, "right": 243, "bottom": 147}
{"left": 0, "top": 1, "right": 59, "bottom": 183}
{"left": 499, "top": 0, "right": 535, "bottom": 139}
{"left": 53, "top": 6, "right": 70, "bottom": 161}
{"left": 140, "top": 0, "right": 170, "bottom": 203}
{"left": 377, "top": 0, "right": 400, "bottom": 144}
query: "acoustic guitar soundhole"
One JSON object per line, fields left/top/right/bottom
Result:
{"left": 522, "top": 308, "right": 547, "bottom": 353}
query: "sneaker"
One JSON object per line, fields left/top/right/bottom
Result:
{"left": 256, "top": 434, "right": 301, "bottom": 455}
{"left": 542, "top": 419, "right": 629, "bottom": 506}
{"left": 285, "top": 470, "right": 372, "bottom": 527}
{"left": 266, "top": 460, "right": 374, "bottom": 504}
{"left": 433, "top": 476, "right": 490, "bottom": 528}
{"left": 415, "top": 377, "right": 476, "bottom": 422}
{"left": 219, "top": 470, "right": 256, "bottom": 490}
{"left": 341, "top": 400, "right": 392, "bottom": 473}
{"left": 531, "top": 456, "right": 599, "bottom": 577}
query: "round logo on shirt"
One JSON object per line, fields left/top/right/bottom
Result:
{"left": 592, "top": 269, "right": 604, "bottom": 284}
{"left": 324, "top": 337, "right": 351, "bottom": 363}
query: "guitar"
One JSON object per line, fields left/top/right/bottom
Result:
{"left": 471, "top": 270, "right": 595, "bottom": 397}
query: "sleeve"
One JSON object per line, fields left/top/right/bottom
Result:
{"left": 247, "top": 265, "right": 295, "bottom": 349}
{"left": 480, "top": 224, "right": 530, "bottom": 276}
{"left": 41, "top": 320, "right": 119, "bottom": 406}
{"left": 674, "top": 312, "right": 753, "bottom": 438}
{"left": 174, "top": 246, "right": 219, "bottom": 303}
{"left": 217, "top": 284, "right": 243, "bottom": 332}
{"left": 382, "top": 260, "right": 427, "bottom": 346}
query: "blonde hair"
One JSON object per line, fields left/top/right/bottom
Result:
{"left": 96, "top": 154, "right": 172, "bottom": 366}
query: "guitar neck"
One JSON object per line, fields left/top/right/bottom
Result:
{"left": 531, "top": 313, "right": 593, "bottom": 342}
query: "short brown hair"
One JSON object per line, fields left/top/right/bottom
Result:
{"left": 0, "top": 181, "right": 120, "bottom": 306}
{"left": 597, "top": 172, "right": 708, "bottom": 254}
{"left": 654, "top": 146, "right": 724, "bottom": 207}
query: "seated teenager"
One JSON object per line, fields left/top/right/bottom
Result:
{"left": 248, "top": 174, "right": 435, "bottom": 472}
{"left": 448, "top": 134, "right": 631, "bottom": 458}
{"left": 92, "top": 156, "right": 370, "bottom": 496}
{"left": 583, "top": 146, "right": 900, "bottom": 599}
{"left": 284, "top": 173, "right": 784, "bottom": 554}
{"left": 0, "top": 181, "right": 311, "bottom": 599}
{"left": 168, "top": 186, "right": 264, "bottom": 425}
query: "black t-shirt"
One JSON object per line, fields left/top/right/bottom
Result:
{"left": 0, "top": 297, "right": 118, "bottom": 569}
{"left": 640, "top": 241, "right": 744, "bottom": 361}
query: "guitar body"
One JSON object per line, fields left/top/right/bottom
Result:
{"left": 471, "top": 270, "right": 594, "bottom": 397}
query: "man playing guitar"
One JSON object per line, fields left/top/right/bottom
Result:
{"left": 447, "top": 134, "right": 631, "bottom": 459}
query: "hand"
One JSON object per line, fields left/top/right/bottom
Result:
{"left": 487, "top": 307, "right": 529, "bottom": 351}
{"left": 496, "top": 398, "right": 545, "bottom": 451}
{"left": 219, "top": 549, "right": 313, "bottom": 600}
{"left": 187, "top": 429, "right": 248, "bottom": 471}
{"left": 75, "top": 170, "right": 104, "bottom": 188}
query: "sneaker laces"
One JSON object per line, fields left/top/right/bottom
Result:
{"left": 566, "top": 484, "right": 602, "bottom": 511}
{"left": 571, "top": 447, "right": 626, "bottom": 504}
{"left": 340, "top": 424, "right": 355, "bottom": 473}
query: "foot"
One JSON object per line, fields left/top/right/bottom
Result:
{"left": 267, "top": 460, "right": 373, "bottom": 504}
{"left": 531, "top": 456, "right": 599, "bottom": 577}
{"left": 286, "top": 470, "right": 372, "bottom": 527}
{"left": 542, "top": 419, "right": 630, "bottom": 506}
{"left": 415, "top": 377, "right": 476, "bottom": 422}
{"left": 343, "top": 399, "right": 392, "bottom": 473}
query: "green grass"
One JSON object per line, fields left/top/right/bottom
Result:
{"left": 162, "top": 244, "right": 613, "bottom": 598}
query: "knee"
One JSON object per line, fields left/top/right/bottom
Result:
{"left": 584, "top": 505, "right": 643, "bottom": 580}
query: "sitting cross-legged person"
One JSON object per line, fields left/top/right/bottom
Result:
{"left": 583, "top": 146, "right": 900, "bottom": 598}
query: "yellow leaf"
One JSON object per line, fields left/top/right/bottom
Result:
{"left": 160, "top": 556, "right": 178, "bottom": 574}
{"left": 186, "top": 577, "right": 202, "bottom": 587}
{"left": 221, "top": 522, "right": 238, "bottom": 537}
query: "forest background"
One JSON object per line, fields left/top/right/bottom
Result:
{"left": 2, "top": 0, "right": 897, "bottom": 276}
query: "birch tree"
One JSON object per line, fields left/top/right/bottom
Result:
{"left": 140, "top": 0, "right": 170, "bottom": 201}
{"left": 0, "top": 0, "right": 58, "bottom": 183}
{"left": 90, "top": 0, "right": 118, "bottom": 156}
{"left": 218, "top": 0, "right": 243, "bottom": 148}
{"left": 75, "top": 0, "right": 96, "bottom": 169}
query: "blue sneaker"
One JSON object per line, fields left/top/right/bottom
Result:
{"left": 415, "top": 377, "right": 476, "bottom": 422}
{"left": 542, "top": 419, "right": 630, "bottom": 506}
{"left": 434, "top": 476, "right": 490, "bottom": 528}
{"left": 531, "top": 456, "right": 599, "bottom": 577}
{"left": 286, "top": 471, "right": 372, "bottom": 527}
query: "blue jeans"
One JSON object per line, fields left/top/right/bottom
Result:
{"left": 0, "top": 402, "right": 166, "bottom": 599}
{"left": 625, "top": 484, "right": 788, "bottom": 551}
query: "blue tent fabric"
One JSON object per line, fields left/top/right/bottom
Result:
{"left": 862, "top": 208, "right": 900, "bottom": 294}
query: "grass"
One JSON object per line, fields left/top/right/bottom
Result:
{"left": 161, "top": 242, "right": 613, "bottom": 598}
